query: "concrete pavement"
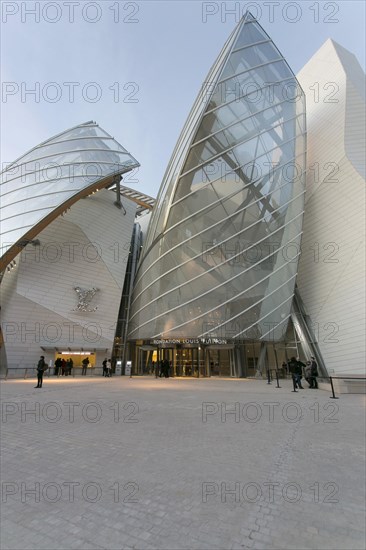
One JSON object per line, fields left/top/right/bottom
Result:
{"left": 1, "top": 376, "right": 365, "bottom": 549}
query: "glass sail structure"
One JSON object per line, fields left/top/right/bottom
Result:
{"left": 0, "top": 121, "right": 140, "bottom": 269}
{"left": 129, "top": 12, "right": 306, "bottom": 342}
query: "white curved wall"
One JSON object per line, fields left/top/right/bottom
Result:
{"left": 297, "top": 39, "right": 365, "bottom": 375}
{"left": 0, "top": 189, "right": 136, "bottom": 371}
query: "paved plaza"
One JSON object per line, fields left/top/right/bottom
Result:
{"left": 1, "top": 375, "right": 365, "bottom": 550}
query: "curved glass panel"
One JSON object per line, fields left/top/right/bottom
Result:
{"left": 0, "top": 121, "right": 139, "bottom": 259}
{"left": 129, "top": 13, "right": 306, "bottom": 342}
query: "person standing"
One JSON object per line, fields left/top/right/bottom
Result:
{"left": 102, "top": 358, "right": 107, "bottom": 377}
{"left": 281, "top": 361, "right": 288, "bottom": 376}
{"left": 54, "top": 357, "right": 62, "bottom": 376}
{"left": 106, "top": 359, "right": 112, "bottom": 377}
{"left": 81, "top": 357, "right": 89, "bottom": 375}
{"left": 159, "top": 360, "right": 164, "bottom": 378}
{"left": 296, "top": 358, "right": 305, "bottom": 389}
{"left": 287, "top": 357, "right": 303, "bottom": 390}
{"left": 310, "top": 357, "right": 319, "bottom": 389}
{"left": 35, "top": 356, "right": 47, "bottom": 388}
{"left": 305, "top": 361, "right": 313, "bottom": 388}
{"left": 65, "top": 359, "right": 70, "bottom": 376}
{"left": 61, "top": 358, "right": 66, "bottom": 376}
{"left": 163, "top": 359, "right": 170, "bottom": 378}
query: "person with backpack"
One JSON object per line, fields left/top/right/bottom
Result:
{"left": 35, "top": 356, "right": 47, "bottom": 388}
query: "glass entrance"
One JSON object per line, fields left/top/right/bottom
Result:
{"left": 207, "top": 349, "right": 234, "bottom": 376}
{"left": 175, "top": 348, "right": 197, "bottom": 377}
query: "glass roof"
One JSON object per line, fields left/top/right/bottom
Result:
{"left": 0, "top": 121, "right": 140, "bottom": 262}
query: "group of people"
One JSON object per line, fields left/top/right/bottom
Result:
{"left": 35, "top": 355, "right": 101, "bottom": 386}
{"left": 102, "top": 358, "right": 112, "bottom": 377}
{"left": 285, "top": 356, "right": 319, "bottom": 390}
{"left": 54, "top": 357, "right": 73, "bottom": 376}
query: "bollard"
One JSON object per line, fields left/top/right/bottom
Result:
{"left": 276, "top": 370, "right": 281, "bottom": 388}
{"left": 329, "top": 376, "right": 339, "bottom": 399}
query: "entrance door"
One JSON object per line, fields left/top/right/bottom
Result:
{"left": 175, "top": 348, "right": 197, "bottom": 377}
{"left": 208, "top": 349, "right": 233, "bottom": 376}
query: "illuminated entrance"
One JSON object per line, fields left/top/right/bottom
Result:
{"left": 132, "top": 340, "right": 238, "bottom": 377}
{"left": 50, "top": 351, "right": 95, "bottom": 376}
{"left": 128, "top": 319, "right": 312, "bottom": 378}
{"left": 41, "top": 348, "right": 110, "bottom": 376}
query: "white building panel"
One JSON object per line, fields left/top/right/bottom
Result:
{"left": 1, "top": 189, "right": 136, "bottom": 372}
{"left": 297, "top": 39, "right": 365, "bottom": 375}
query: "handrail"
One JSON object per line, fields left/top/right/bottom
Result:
{"left": 2, "top": 366, "right": 101, "bottom": 379}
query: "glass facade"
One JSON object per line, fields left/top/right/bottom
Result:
{"left": 0, "top": 121, "right": 139, "bottom": 263}
{"left": 129, "top": 13, "right": 306, "bottom": 344}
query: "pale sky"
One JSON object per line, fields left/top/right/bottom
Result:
{"left": 1, "top": 0, "right": 365, "bottom": 198}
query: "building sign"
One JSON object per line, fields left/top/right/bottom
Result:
{"left": 151, "top": 338, "right": 228, "bottom": 345}
{"left": 199, "top": 338, "right": 228, "bottom": 345}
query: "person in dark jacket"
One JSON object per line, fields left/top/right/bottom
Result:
{"left": 81, "top": 357, "right": 89, "bottom": 375}
{"left": 287, "top": 357, "right": 304, "bottom": 389}
{"left": 159, "top": 360, "right": 164, "bottom": 378}
{"left": 61, "top": 358, "right": 66, "bottom": 376}
{"left": 163, "top": 359, "right": 170, "bottom": 378}
{"left": 68, "top": 358, "right": 73, "bottom": 376}
{"left": 35, "top": 356, "right": 47, "bottom": 388}
{"left": 310, "top": 357, "right": 319, "bottom": 389}
{"left": 296, "top": 358, "right": 305, "bottom": 389}
{"left": 54, "top": 357, "right": 62, "bottom": 376}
